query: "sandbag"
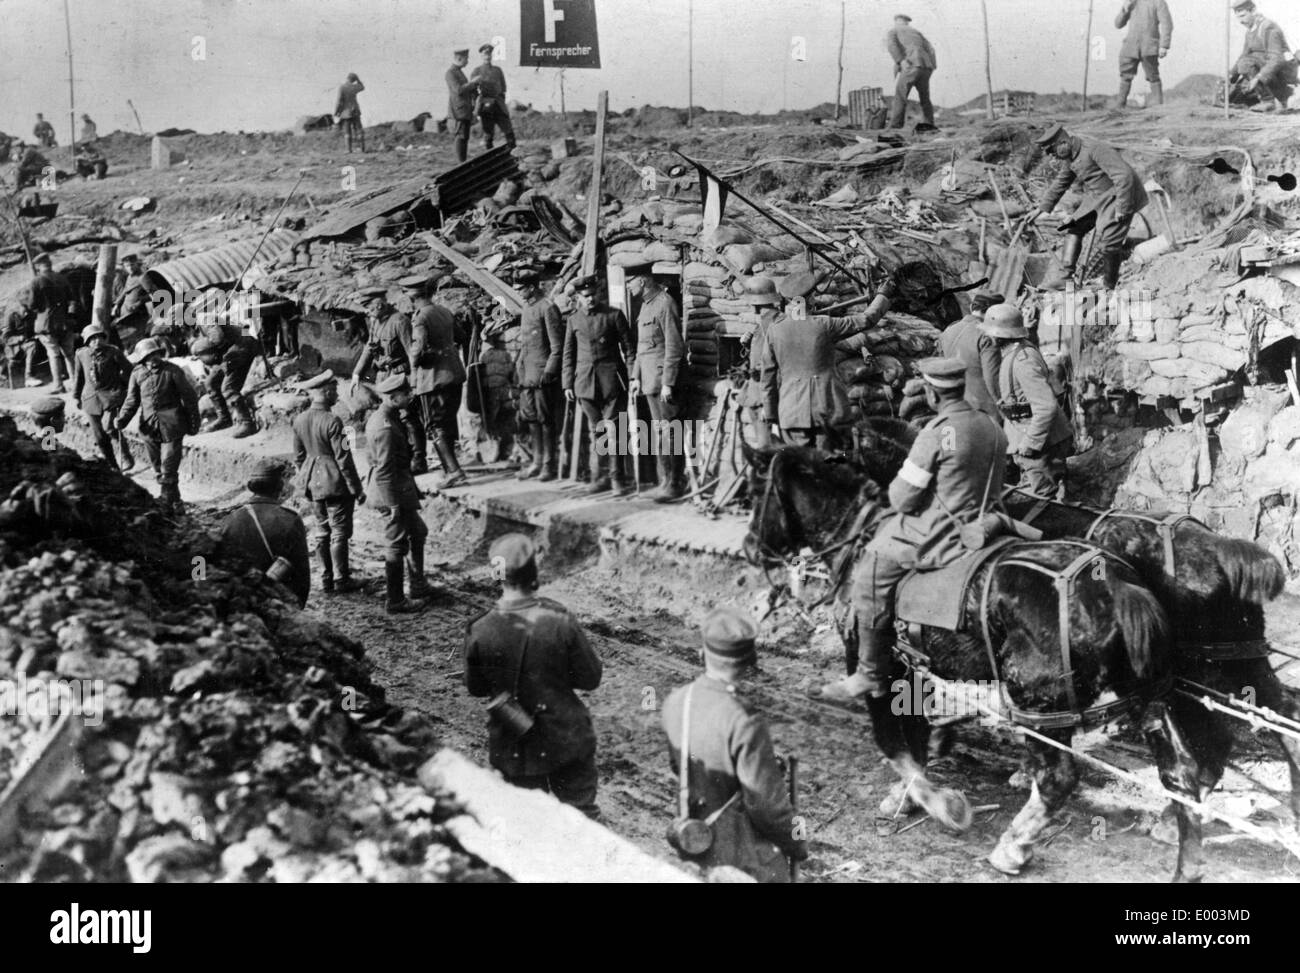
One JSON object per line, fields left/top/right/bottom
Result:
{"left": 609, "top": 238, "right": 653, "bottom": 253}
{"left": 1179, "top": 341, "right": 1247, "bottom": 372}
{"left": 1148, "top": 357, "right": 1229, "bottom": 386}
{"left": 685, "top": 261, "right": 728, "bottom": 281}
{"left": 700, "top": 225, "right": 755, "bottom": 249}
{"left": 673, "top": 214, "right": 705, "bottom": 234}
{"left": 722, "top": 244, "right": 788, "bottom": 275}
{"left": 644, "top": 241, "right": 681, "bottom": 263}
{"left": 1114, "top": 341, "right": 1181, "bottom": 362}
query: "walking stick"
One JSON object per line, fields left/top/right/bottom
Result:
{"left": 788, "top": 755, "right": 800, "bottom": 883}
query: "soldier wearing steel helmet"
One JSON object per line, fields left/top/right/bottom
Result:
{"left": 72, "top": 323, "right": 134, "bottom": 471}
{"left": 114, "top": 336, "right": 201, "bottom": 515}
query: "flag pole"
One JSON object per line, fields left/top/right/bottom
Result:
{"left": 687, "top": 0, "right": 694, "bottom": 127}
{"left": 1225, "top": 0, "right": 1232, "bottom": 119}
{"left": 982, "top": 0, "right": 995, "bottom": 120}
{"left": 64, "top": 0, "right": 77, "bottom": 155}
{"left": 834, "top": 0, "right": 846, "bottom": 121}
{"left": 1081, "top": 0, "right": 1094, "bottom": 113}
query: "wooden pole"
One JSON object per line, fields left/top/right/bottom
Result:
{"left": 981, "top": 0, "right": 995, "bottom": 120}
{"left": 1081, "top": 0, "right": 1094, "bottom": 113}
{"left": 63, "top": 0, "right": 77, "bottom": 155}
{"left": 582, "top": 91, "right": 607, "bottom": 278}
{"left": 1225, "top": 1, "right": 1232, "bottom": 119}
{"left": 91, "top": 244, "right": 117, "bottom": 332}
{"left": 687, "top": 0, "right": 694, "bottom": 127}
{"left": 559, "top": 69, "right": 566, "bottom": 118}
{"left": 128, "top": 100, "right": 145, "bottom": 134}
{"left": 834, "top": 1, "right": 846, "bottom": 121}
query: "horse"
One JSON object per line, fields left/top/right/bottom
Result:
{"left": 741, "top": 439, "right": 1216, "bottom": 881}
{"left": 839, "top": 416, "right": 1300, "bottom": 841}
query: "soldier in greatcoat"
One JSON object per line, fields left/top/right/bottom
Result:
{"left": 937, "top": 290, "right": 1003, "bottom": 417}
{"left": 626, "top": 265, "right": 688, "bottom": 503}
{"left": 513, "top": 270, "right": 565, "bottom": 482}
{"left": 409, "top": 283, "right": 469, "bottom": 489}
{"left": 445, "top": 48, "right": 479, "bottom": 163}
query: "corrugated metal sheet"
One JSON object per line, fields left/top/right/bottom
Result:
{"left": 435, "top": 145, "right": 523, "bottom": 217}
{"left": 145, "top": 229, "right": 300, "bottom": 294}
{"left": 301, "top": 179, "right": 436, "bottom": 241}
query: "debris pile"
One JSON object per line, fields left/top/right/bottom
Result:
{"left": 0, "top": 425, "right": 498, "bottom": 883}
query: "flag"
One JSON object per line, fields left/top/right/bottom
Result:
{"left": 694, "top": 163, "right": 728, "bottom": 233}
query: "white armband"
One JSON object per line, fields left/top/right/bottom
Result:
{"left": 898, "top": 459, "right": 933, "bottom": 489}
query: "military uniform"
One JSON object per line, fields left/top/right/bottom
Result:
{"left": 446, "top": 57, "right": 478, "bottom": 163}
{"left": 759, "top": 295, "right": 891, "bottom": 448}
{"left": 630, "top": 288, "right": 687, "bottom": 495}
{"left": 410, "top": 299, "right": 467, "bottom": 478}
{"left": 1116, "top": 0, "right": 1173, "bottom": 105}
{"left": 117, "top": 350, "right": 201, "bottom": 511}
{"left": 72, "top": 336, "right": 133, "bottom": 470}
{"left": 201, "top": 330, "right": 262, "bottom": 431}
{"left": 471, "top": 60, "right": 515, "bottom": 151}
{"left": 885, "top": 21, "right": 937, "bottom": 128}
{"left": 33, "top": 119, "right": 56, "bottom": 147}
{"left": 365, "top": 397, "right": 430, "bottom": 607}
{"left": 24, "top": 267, "right": 75, "bottom": 389}
{"left": 112, "top": 268, "right": 151, "bottom": 338}
{"left": 464, "top": 590, "right": 603, "bottom": 813}
{"left": 739, "top": 306, "right": 779, "bottom": 447}
{"left": 562, "top": 300, "right": 633, "bottom": 489}
{"left": 214, "top": 495, "right": 312, "bottom": 607}
{"left": 293, "top": 401, "right": 364, "bottom": 590}
{"left": 937, "top": 315, "right": 1001, "bottom": 416}
{"left": 849, "top": 381, "right": 1007, "bottom": 694}
{"left": 996, "top": 340, "right": 1074, "bottom": 498}
{"left": 3, "top": 305, "right": 36, "bottom": 388}
{"left": 515, "top": 294, "right": 565, "bottom": 479}
{"left": 335, "top": 76, "right": 365, "bottom": 151}
{"left": 354, "top": 307, "right": 427, "bottom": 471}
{"left": 1236, "top": 13, "right": 1296, "bottom": 105}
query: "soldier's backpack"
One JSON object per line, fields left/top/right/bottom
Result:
{"left": 89, "top": 344, "right": 127, "bottom": 390}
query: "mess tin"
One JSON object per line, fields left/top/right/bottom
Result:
{"left": 266, "top": 556, "right": 293, "bottom": 583}
{"left": 487, "top": 691, "right": 535, "bottom": 736}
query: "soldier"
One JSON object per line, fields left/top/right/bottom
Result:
{"left": 471, "top": 43, "right": 516, "bottom": 152}
{"left": 72, "top": 323, "right": 134, "bottom": 471}
{"left": 562, "top": 275, "right": 634, "bottom": 496}
{"left": 22, "top": 255, "right": 76, "bottom": 393}
{"left": 3, "top": 304, "right": 36, "bottom": 389}
{"left": 335, "top": 72, "right": 366, "bottom": 152}
{"left": 885, "top": 14, "right": 938, "bottom": 129}
{"left": 937, "top": 290, "right": 1003, "bottom": 417}
{"left": 191, "top": 327, "right": 261, "bottom": 438}
{"left": 1232, "top": 1, "right": 1296, "bottom": 112}
{"left": 445, "top": 48, "right": 480, "bottom": 163}
{"left": 350, "top": 292, "right": 428, "bottom": 475}
{"left": 213, "top": 459, "right": 312, "bottom": 608}
{"left": 28, "top": 396, "right": 66, "bottom": 436}
{"left": 113, "top": 336, "right": 201, "bottom": 516}
{"left": 80, "top": 114, "right": 98, "bottom": 142}
{"left": 1025, "top": 124, "right": 1148, "bottom": 292}
{"left": 33, "top": 114, "right": 56, "bottom": 147}
{"left": 627, "top": 265, "right": 688, "bottom": 503}
{"left": 821, "top": 358, "right": 1007, "bottom": 708}
{"left": 409, "top": 282, "right": 469, "bottom": 489}
{"left": 662, "top": 606, "right": 808, "bottom": 882}
{"left": 15, "top": 143, "right": 49, "bottom": 189}
{"left": 981, "top": 304, "right": 1074, "bottom": 499}
{"left": 760, "top": 271, "right": 897, "bottom": 449}
{"left": 112, "top": 253, "right": 151, "bottom": 345}
{"left": 292, "top": 371, "right": 365, "bottom": 594}
{"left": 513, "top": 269, "right": 565, "bottom": 481}
{"left": 1115, "top": 0, "right": 1173, "bottom": 109}
{"left": 463, "top": 533, "right": 604, "bottom": 817}
{"left": 737, "top": 278, "right": 782, "bottom": 448}
{"left": 365, "top": 374, "right": 432, "bottom": 614}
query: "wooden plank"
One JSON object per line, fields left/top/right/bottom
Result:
{"left": 417, "top": 749, "right": 698, "bottom": 883}
{"left": 303, "top": 178, "right": 433, "bottom": 240}
{"left": 582, "top": 91, "right": 609, "bottom": 279}
{"left": 0, "top": 710, "right": 83, "bottom": 849}
{"left": 422, "top": 233, "right": 525, "bottom": 314}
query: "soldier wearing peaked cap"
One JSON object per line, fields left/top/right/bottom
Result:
{"left": 115, "top": 336, "right": 201, "bottom": 515}
{"left": 938, "top": 290, "right": 1003, "bottom": 416}
{"left": 627, "top": 264, "right": 689, "bottom": 502}
{"left": 514, "top": 269, "right": 566, "bottom": 482}
{"left": 464, "top": 533, "right": 604, "bottom": 816}
{"left": 737, "top": 277, "right": 782, "bottom": 448}
{"left": 28, "top": 395, "right": 66, "bottom": 434}
{"left": 409, "top": 285, "right": 469, "bottom": 489}
{"left": 351, "top": 293, "right": 428, "bottom": 475}
{"left": 661, "top": 606, "right": 808, "bottom": 882}
{"left": 886, "top": 14, "right": 938, "bottom": 129}
{"left": 446, "top": 48, "right": 479, "bottom": 163}
{"left": 1231, "top": 1, "right": 1296, "bottom": 112}
{"left": 822, "top": 358, "right": 1009, "bottom": 736}
{"left": 213, "top": 459, "right": 312, "bottom": 607}
{"left": 471, "top": 42, "right": 516, "bottom": 153}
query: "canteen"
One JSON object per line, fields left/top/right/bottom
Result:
{"left": 265, "top": 556, "right": 293, "bottom": 583}
{"left": 486, "top": 691, "right": 535, "bottom": 736}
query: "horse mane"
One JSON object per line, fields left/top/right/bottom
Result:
{"left": 1213, "top": 535, "right": 1285, "bottom": 605}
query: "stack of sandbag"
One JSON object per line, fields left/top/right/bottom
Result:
{"left": 607, "top": 233, "right": 684, "bottom": 268}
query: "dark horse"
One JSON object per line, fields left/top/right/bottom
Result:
{"left": 846, "top": 418, "right": 1300, "bottom": 862}
{"left": 742, "top": 437, "right": 1215, "bottom": 881}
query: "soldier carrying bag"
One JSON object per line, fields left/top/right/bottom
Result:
{"left": 485, "top": 634, "right": 536, "bottom": 737}
{"left": 667, "top": 683, "right": 741, "bottom": 857}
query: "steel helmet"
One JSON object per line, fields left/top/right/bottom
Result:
{"left": 979, "top": 303, "right": 1028, "bottom": 339}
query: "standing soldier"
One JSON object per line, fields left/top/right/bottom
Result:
{"left": 113, "top": 336, "right": 201, "bottom": 516}
{"left": 760, "top": 272, "right": 897, "bottom": 449}
{"left": 80, "top": 114, "right": 98, "bottom": 142}
{"left": 1231, "top": 1, "right": 1296, "bottom": 112}
{"left": 1115, "top": 0, "right": 1173, "bottom": 109}
{"left": 292, "top": 372, "right": 365, "bottom": 594}
{"left": 627, "top": 266, "right": 688, "bottom": 503}
{"left": 365, "top": 374, "right": 432, "bottom": 614}
{"left": 445, "top": 48, "right": 479, "bottom": 163}
{"left": 409, "top": 282, "right": 469, "bottom": 489}
{"left": 937, "top": 290, "right": 1003, "bottom": 417}
{"left": 471, "top": 43, "right": 516, "bottom": 153}
{"left": 981, "top": 304, "right": 1074, "bottom": 499}
{"left": 335, "top": 72, "right": 366, "bottom": 153}
{"left": 885, "top": 14, "right": 938, "bottom": 129}
{"left": 464, "top": 533, "right": 604, "bottom": 817}
{"left": 213, "top": 460, "right": 312, "bottom": 608}
{"left": 1025, "top": 124, "right": 1148, "bottom": 292}
{"left": 351, "top": 292, "right": 428, "bottom": 475}
{"left": 24, "top": 254, "right": 75, "bottom": 392}
{"left": 662, "top": 607, "right": 808, "bottom": 882}
{"left": 191, "top": 326, "right": 261, "bottom": 438}
{"left": 737, "top": 278, "right": 782, "bottom": 448}
{"left": 513, "top": 269, "right": 565, "bottom": 481}
{"left": 112, "top": 253, "right": 151, "bottom": 346}
{"left": 33, "top": 114, "right": 56, "bottom": 147}
{"left": 562, "top": 275, "right": 634, "bottom": 496}
{"left": 72, "top": 323, "right": 134, "bottom": 471}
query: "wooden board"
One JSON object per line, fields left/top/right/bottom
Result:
{"left": 582, "top": 91, "right": 609, "bottom": 279}
{"left": 987, "top": 244, "right": 1030, "bottom": 299}
{"left": 422, "top": 233, "right": 525, "bottom": 314}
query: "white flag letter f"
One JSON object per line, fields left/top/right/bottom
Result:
{"left": 544, "top": 0, "right": 566, "bottom": 43}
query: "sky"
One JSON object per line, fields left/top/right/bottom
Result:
{"left": 0, "top": 0, "right": 1279, "bottom": 137}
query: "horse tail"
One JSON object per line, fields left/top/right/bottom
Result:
{"left": 1106, "top": 572, "right": 1169, "bottom": 680}
{"left": 1214, "top": 536, "right": 1285, "bottom": 605}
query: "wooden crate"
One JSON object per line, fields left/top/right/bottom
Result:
{"left": 848, "top": 87, "right": 885, "bottom": 128}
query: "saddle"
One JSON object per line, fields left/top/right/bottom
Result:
{"left": 895, "top": 537, "right": 1019, "bottom": 632}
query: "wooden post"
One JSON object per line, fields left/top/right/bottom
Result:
{"left": 1082, "top": 0, "right": 1094, "bottom": 113}
{"left": 834, "top": 1, "right": 846, "bottom": 121}
{"left": 92, "top": 244, "right": 117, "bottom": 332}
{"left": 1225, "top": 0, "right": 1232, "bottom": 119}
{"left": 63, "top": 0, "right": 77, "bottom": 155}
{"left": 982, "top": 0, "right": 995, "bottom": 120}
{"left": 687, "top": 0, "right": 694, "bottom": 128}
{"left": 582, "top": 91, "right": 608, "bottom": 279}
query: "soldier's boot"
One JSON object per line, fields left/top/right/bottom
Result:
{"left": 454, "top": 137, "right": 468, "bottom": 163}
{"left": 384, "top": 560, "right": 424, "bottom": 614}
{"left": 1115, "top": 78, "right": 1133, "bottom": 110}
{"left": 433, "top": 436, "right": 467, "bottom": 489}
{"left": 517, "top": 426, "right": 545, "bottom": 479}
{"left": 406, "top": 541, "right": 435, "bottom": 601}
{"left": 46, "top": 349, "right": 65, "bottom": 392}
{"left": 821, "top": 627, "right": 894, "bottom": 701}
{"left": 159, "top": 480, "right": 182, "bottom": 517}
{"left": 318, "top": 543, "right": 335, "bottom": 593}
{"left": 201, "top": 399, "right": 232, "bottom": 434}
{"left": 609, "top": 456, "right": 633, "bottom": 498}
{"left": 538, "top": 425, "right": 559, "bottom": 482}
{"left": 409, "top": 418, "right": 429, "bottom": 475}
{"left": 1102, "top": 250, "right": 1125, "bottom": 291}
{"left": 1148, "top": 82, "right": 1164, "bottom": 107}
{"left": 651, "top": 454, "right": 685, "bottom": 504}
{"left": 332, "top": 543, "right": 363, "bottom": 593}
{"left": 230, "top": 398, "right": 257, "bottom": 439}
{"left": 118, "top": 434, "right": 135, "bottom": 473}
{"left": 1039, "top": 235, "right": 1084, "bottom": 291}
